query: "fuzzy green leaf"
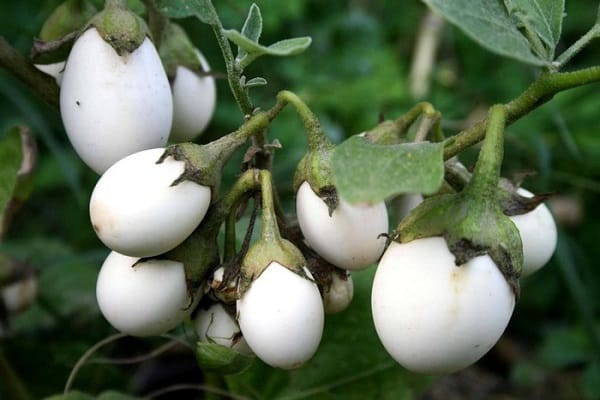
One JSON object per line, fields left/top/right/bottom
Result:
{"left": 422, "top": 0, "right": 548, "bottom": 66}
{"left": 505, "top": 0, "right": 565, "bottom": 57}
{"left": 238, "top": 3, "right": 263, "bottom": 60}
{"left": 155, "top": 0, "right": 217, "bottom": 24}
{"left": 0, "top": 127, "right": 23, "bottom": 238}
{"left": 224, "top": 29, "right": 311, "bottom": 60}
{"left": 245, "top": 77, "right": 268, "bottom": 88}
{"left": 332, "top": 136, "right": 444, "bottom": 204}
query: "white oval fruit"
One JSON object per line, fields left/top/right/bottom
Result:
{"left": 237, "top": 263, "right": 324, "bottom": 369}
{"left": 60, "top": 28, "right": 173, "bottom": 174}
{"left": 371, "top": 237, "right": 515, "bottom": 374}
{"left": 90, "top": 148, "right": 211, "bottom": 258}
{"left": 96, "top": 251, "right": 196, "bottom": 337}
{"left": 323, "top": 272, "right": 353, "bottom": 314}
{"left": 1, "top": 275, "right": 37, "bottom": 313}
{"left": 296, "top": 181, "right": 388, "bottom": 270}
{"left": 510, "top": 188, "right": 558, "bottom": 277}
{"left": 195, "top": 303, "right": 252, "bottom": 355}
{"left": 35, "top": 61, "right": 65, "bottom": 85}
{"left": 170, "top": 50, "right": 216, "bottom": 142}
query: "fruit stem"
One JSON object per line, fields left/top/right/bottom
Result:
{"left": 464, "top": 105, "right": 506, "bottom": 199}
{"left": 258, "top": 169, "right": 282, "bottom": 243}
{"left": 276, "top": 90, "right": 332, "bottom": 151}
{"left": 206, "top": 112, "right": 270, "bottom": 170}
{"left": 362, "top": 102, "right": 442, "bottom": 144}
{"left": 142, "top": 0, "right": 168, "bottom": 46}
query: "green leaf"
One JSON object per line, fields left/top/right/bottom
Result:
{"left": 422, "top": 0, "right": 548, "bottom": 66}
{"left": 238, "top": 3, "right": 263, "bottom": 60}
{"left": 0, "top": 127, "right": 23, "bottom": 238}
{"left": 332, "top": 136, "right": 444, "bottom": 204}
{"left": 224, "top": 29, "right": 311, "bottom": 64}
{"left": 244, "top": 77, "right": 268, "bottom": 88}
{"left": 155, "top": 0, "right": 217, "bottom": 24}
{"left": 505, "top": 0, "right": 565, "bottom": 58}
{"left": 195, "top": 341, "right": 255, "bottom": 375}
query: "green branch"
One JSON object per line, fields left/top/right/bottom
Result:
{"left": 443, "top": 66, "right": 600, "bottom": 160}
{"left": 0, "top": 36, "right": 60, "bottom": 110}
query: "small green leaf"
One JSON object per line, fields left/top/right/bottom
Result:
{"left": 155, "top": 0, "right": 217, "bottom": 24}
{"left": 238, "top": 3, "right": 263, "bottom": 60}
{"left": 505, "top": 0, "right": 565, "bottom": 59}
{"left": 422, "top": 0, "right": 548, "bottom": 66}
{"left": 332, "top": 136, "right": 444, "bottom": 204}
{"left": 245, "top": 77, "right": 268, "bottom": 88}
{"left": 267, "top": 37, "right": 313, "bottom": 55}
{"left": 224, "top": 29, "right": 311, "bottom": 65}
{"left": 0, "top": 127, "right": 23, "bottom": 238}
{"left": 196, "top": 341, "right": 255, "bottom": 375}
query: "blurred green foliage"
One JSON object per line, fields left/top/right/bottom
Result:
{"left": 1, "top": 0, "right": 600, "bottom": 399}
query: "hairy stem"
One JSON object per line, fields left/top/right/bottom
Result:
{"left": 554, "top": 22, "right": 600, "bottom": 70}
{"left": 276, "top": 90, "right": 331, "bottom": 151}
{"left": 258, "top": 169, "right": 280, "bottom": 243}
{"left": 465, "top": 105, "right": 506, "bottom": 199}
{"left": 443, "top": 66, "right": 600, "bottom": 159}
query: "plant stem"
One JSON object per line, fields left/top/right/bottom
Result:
{"left": 443, "top": 66, "right": 600, "bottom": 160}
{"left": 0, "top": 347, "right": 31, "bottom": 400}
{"left": 258, "top": 169, "right": 280, "bottom": 243}
{"left": 465, "top": 105, "right": 505, "bottom": 199}
{"left": 206, "top": 2, "right": 253, "bottom": 116}
{"left": 554, "top": 23, "right": 600, "bottom": 70}
{"left": 206, "top": 112, "right": 270, "bottom": 170}
{"left": 142, "top": 0, "right": 168, "bottom": 47}
{"left": 276, "top": 90, "right": 332, "bottom": 151}
{"left": 0, "top": 36, "right": 60, "bottom": 109}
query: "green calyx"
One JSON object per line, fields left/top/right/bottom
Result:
{"left": 32, "top": 0, "right": 98, "bottom": 64}
{"left": 158, "top": 112, "right": 270, "bottom": 200}
{"left": 159, "top": 169, "right": 264, "bottom": 299}
{"left": 444, "top": 158, "right": 552, "bottom": 217}
{"left": 89, "top": 0, "right": 149, "bottom": 55}
{"left": 39, "top": 0, "right": 97, "bottom": 41}
{"left": 293, "top": 145, "right": 338, "bottom": 215}
{"left": 396, "top": 105, "right": 523, "bottom": 296}
{"left": 239, "top": 170, "right": 308, "bottom": 295}
{"left": 274, "top": 91, "right": 338, "bottom": 214}
{"left": 158, "top": 22, "right": 204, "bottom": 79}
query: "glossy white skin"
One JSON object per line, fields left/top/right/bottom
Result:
{"left": 296, "top": 181, "right": 389, "bottom": 270}
{"left": 372, "top": 237, "right": 515, "bottom": 374}
{"left": 510, "top": 188, "right": 558, "bottom": 277}
{"left": 96, "top": 251, "right": 195, "bottom": 337}
{"left": 237, "top": 263, "right": 324, "bottom": 369}
{"left": 35, "top": 61, "right": 65, "bottom": 85}
{"left": 60, "top": 28, "right": 173, "bottom": 174}
{"left": 1, "top": 276, "right": 37, "bottom": 313}
{"left": 194, "top": 303, "right": 253, "bottom": 355}
{"left": 170, "top": 50, "right": 216, "bottom": 142}
{"left": 90, "top": 148, "right": 211, "bottom": 258}
{"left": 323, "top": 272, "right": 354, "bottom": 314}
